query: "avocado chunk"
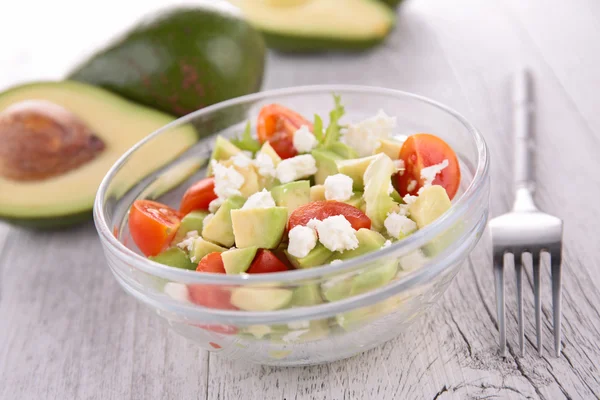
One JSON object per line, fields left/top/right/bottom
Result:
{"left": 310, "top": 184, "right": 326, "bottom": 201}
{"left": 231, "top": 207, "right": 287, "bottom": 248}
{"left": 330, "top": 228, "right": 386, "bottom": 261}
{"left": 149, "top": 247, "right": 196, "bottom": 270}
{"left": 221, "top": 246, "right": 258, "bottom": 274}
{"left": 336, "top": 294, "right": 404, "bottom": 331}
{"left": 229, "top": 0, "right": 395, "bottom": 52}
{"left": 259, "top": 141, "right": 282, "bottom": 166}
{"left": 408, "top": 185, "right": 452, "bottom": 228}
{"left": 363, "top": 153, "right": 398, "bottom": 231}
{"left": 285, "top": 243, "right": 333, "bottom": 269}
{"left": 0, "top": 81, "right": 197, "bottom": 228}
{"left": 374, "top": 138, "right": 403, "bottom": 159}
{"left": 322, "top": 261, "right": 397, "bottom": 302}
{"left": 230, "top": 286, "right": 293, "bottom": 311}
{"left": 312, "top": 148, "right": 343, "bottom": 185}
{"left": 271, "top": 180, "right": 311, "bottom": 215}
{"left": 290, "top": 284, "right": 323, "bottom": 307}
{"left": 202, "top": 196, "right": 245, "bottom": 247}
{"left": 190, "top": 237, "right": 227, "bottom": 262}
{"left": 206, "top": 136, "right": 242, "bottom": 175}
{"left": 68, "top": 6, "right": 266, "bottom": 117}
{"left": 324, "top": 142, "right": 359, "bottom": 159}
{"left": 336, "top": 155, "right": 378, "bottom": 190}
{"left": 172, "top": 210, "right": 210, "bottom": 244}
{"left": 343, "top": 191, "right": 365, "bottom": 210}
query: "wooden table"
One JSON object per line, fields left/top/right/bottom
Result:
{"left": 1, "top": 0, "right": 599, "bottom": 398}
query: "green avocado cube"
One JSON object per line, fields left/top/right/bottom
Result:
{"left": 290, "top": 284, "right": 324, "bottom": 307}
{"left": 336, "top": 155, "right": 378, "bottom": 190}
{"left": 190, "top": 237, "right": 227, "bottom": 263}
{"left": 202, "top": 195, "right": 245, "bottom": 247}
{"left": 285, "top": 243, "right": 333, "bottom": 269}
{"left": 172, "top": 210, "right": 210, "bottom": 244}
{"left": 330, "top": 228, "right": 386, "bottom": 261}
{"left": 374, "top": 138, "right": 403, "bottom": 160}
{"left": 222, "top": 246, "right": 258, "bottom": 274}
{"left": 230, "top": 207, "right": 287, "bottom": 249}
{"left": 230, "top": 286, "right": 293, "bottom": 311}
{"left": 271, "top": 180, "right": 311, "bottom": 215}
{"left": 206, "top": 136, "right": 241, "bottom": 176}
{"left": 149, "top": 247, "right": 196, "bottom": 270}
{"left": 343, "top": 191, "right": 365, "bottom": 209}
{"left": 312, "top": 148, "right": 343, "bottom": 184}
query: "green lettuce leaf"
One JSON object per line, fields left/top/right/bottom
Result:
{"left": 231, "top": 122, "right": 261, "bottom": 154}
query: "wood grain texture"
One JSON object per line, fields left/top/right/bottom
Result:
{"left": 1, "top": 0, "right": 600, "bottom": 399}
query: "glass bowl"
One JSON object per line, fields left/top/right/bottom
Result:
{"left": 94, "top": 85, "right": 490, "bottom": 366}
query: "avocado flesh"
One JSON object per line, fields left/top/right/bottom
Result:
{"left": 172, "top": 210, "right": 210, "bottom": 244}
{"left": 67, "top": 7, "right": 266, "bottom": 117}
{"left": 190, "top": 237, "right": 227, "bottom": 262}
{"left": 290, "top": 284, "right": 323, "bottom": 307}
{"left": 202, "top": 196, "right": 245, "bottom": 247}
{"left": 310, "top": 185, "right": 326, "bottom": 201}
{"left": 285, "top": 243, "right": 333, "bottom": 269}
{"left": 222, "top": 246, "right": 258, "bottom": 274}
{"left": 271, "top": 180, "right": 311, "bottom": 215}
{"left": 0, "top": 81, "right": 197, "bottom": 226}
{"left": 343, "top": 191, "right": 365, "bottom": 209}
{"left": 312, "top": 148, "right": 343, "bottom": 185}
{"left": 206, "top": 136, "right": 242, "bottom": 175}
{"left": 149, "top": 247, "right": 196, "bottom": 270}
{"left": 230, "top": 286, "right": 293, "bottom": 311}
{"left": 229, "top": 0, "right": 395, "bottom": 52}
{"left": 374, "top": 138, "right": 403, "bottom": 160}
{"left": 231, "top": 207, "right": 288, "bottom": 249}
{"left": 336, "top": 155, "right": 378, "bottom": 190}
{"left": 330, "top": 228, "right": 386, "bottom": 261}
{"left": 363, "top": 153, "right": 398, "bottom": 231}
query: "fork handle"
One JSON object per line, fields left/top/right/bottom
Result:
{"left": 513, "top": 68, "right": 536, "bottom": 193}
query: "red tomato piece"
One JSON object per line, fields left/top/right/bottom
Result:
{"left": 246, "top": 249, "right": 289, "bottom": 274}
{"left": 287, "top": 200, "right": 371, "bottom": 232}
{"left": 128, "top": 200, "right": 182, "bottom": 257}
{"left": 395, "top": 133, "right": 461, "bottom": 200}
{"left": 193, "top": 324, "right": 238, "bottom": 335}
{"left": 179, "top": 177, "right": 218, "bottom": 215}
{"left": 188, "top": 253, "right": 238, "bottom": 310}
{"left": 257, "top": 104, "right": 312, "bottom": 159}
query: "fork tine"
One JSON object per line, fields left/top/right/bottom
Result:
{"left": 493, "top": 251, "right": 506, "bottom": 357}
{"left": 551, "top": 249, "right": 563, "bottom": 357}
{"left": 532, "top": 252, "right": 543, "bottom": 356}
{"left": 515, "top": 255, "right": 524, "bottom": 356}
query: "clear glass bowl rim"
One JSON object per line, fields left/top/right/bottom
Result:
{"left": 94, "top": 84, "right": 490, "bottom": 288}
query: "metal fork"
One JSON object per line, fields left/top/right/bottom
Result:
{"left": 489, "top": 68, "right": 564, "bottom": 358}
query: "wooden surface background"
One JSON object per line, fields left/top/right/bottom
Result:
{"left": 1, "top": 0, "right": 599, "bottom": 399}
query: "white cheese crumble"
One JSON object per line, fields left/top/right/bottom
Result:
{"left": 342, "top": 110, "right": 397, "bottom": 157}
{"left": 287, "top": 320, "right": 311, "bottom": 330}
{"left": 398, "top": 204, "right": 410, "bottom": 216}
{"left": 324, "top": 173, "right": 354, "bottom": 201}
{"left": 287, "top": 225, "right": 318, "bottom": 258}
{"left": 177, "top": 230, "right": 199, "bottom": 252}
{"left": 419, "top": 159, "right": 449, "bottom": 193}
{"left": 293, "top": 125, "right": 318, "bottom": 153}
{"left": 383, "top": 240, "right": 392, "bottom": 248}
{"left": 253, "top": 153, "right": 276, "bottom": 178}
{"left": 231, "top": 152, "right": 252, "bottom": 168}
{"left": 242, "top": 189, "right": 276, "bottom": 210}
{"left": 163, "top": 282, "right": 190, "bottom": 302}
{"left": 282, "top": 329, "right": 309, "bottom": 343}
{"left": 211, "top": 160, "right": 245, "bottom": 199}
{"left": 276, "top": 154, "right": 317, "bottom": 184}
{"left": 314, "top": 215, "right": 359, "bottom": 252}
{"left": 384, "top": 213, "right": 417, "bottom": 239}
{"left": 394, "top": 159, "right": 405, "bottom": 171}
{"left": 208, "top": 197, "right": 223, "bottom": 213}
{"left": 407, "top": 180, "right": 417, "bottom": 193}
{"left": 403, "top": 194, "right": 418, "bottom": 205}
{"left": 306, "top": 218, "right": 322, "bottom": 231}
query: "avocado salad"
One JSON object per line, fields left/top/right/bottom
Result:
{"left": 128, "top": 94, "right": 461, "bottom": 324}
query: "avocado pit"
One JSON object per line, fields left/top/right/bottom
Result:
{"left": 0, "top": 100, "right": 105, "bottom": 181}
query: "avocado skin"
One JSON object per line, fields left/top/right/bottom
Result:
{"left": 0, "top": 210, "right": 92, "bottom": 230}
{"left": 380, "top": 0, "right": 404, "bottom": 7}
{"left": 67, "top": 6, "right": 266, "bottom": 117}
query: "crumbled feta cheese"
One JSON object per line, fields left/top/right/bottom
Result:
{"left": 324, "top": 173, "right": 354, "bottom": 201}
{"left": 306, "top": 218, "right": 321, "bottom": 231}
{"left": 287, "top": 320, "right": 310, "bottom": 330}
{"left": 399, "top": 249, "right": 429, "bottom": 271}
{"left": 383, "top": 240, "right": 392, "bottom": 248}
{"left": 231, "top": 152, "right": 252, "bottom": 168}
{"left": 242, "top": 189, "right": 276, "bottom": 210}
{"left": 403, "top": 194, "right": 418, "bottom": 205}
{"left": 420, "top": 159, "right": 449, "bottom": 188}
{"left": 384, "top": 213, "right": 417, "bottom": 239}
{"left": 315, "top": 215, "right": 359, "bottom": 252}
{"left": 394, "top": 159, "right": 405, "bottom": 171}
{"left": 398, "top": 204, "right": 410, "bottom": 216}
{"left": 203, "top": 213, "right": 214, "bottom": 227}
{"left": 163, "top": 283, "right": 190, "bottom": 302}
{"left": 407, "top": 180, "right": 417, "bottom": 192}
{"left": 293, "top": 125, "right": 318, "bottom": 153}
{"left": 241, "top": 150, "right": 253, "bottom": 158}
{"left": 342, "top": 110, "right": 397, "bottom": 157}
{"left": 253, "top": 153, "right": 276, "bottom": 178}
{"left": 177, "top": 235, "right": 197, "bottom": 253}
{"left": 282, "top": 329, "right": 309, "bottom": 343}
{"left": 186, "top": 230, "right": 199, "bottom": 239}
{"left": 276, "top": 154, "right": 317, "bottom": 184}
{"left": 208, "top": 197, "right": 223, "bottom": 213}
{"left": 211, "top": 160, "right": 245, "bottom": 199}
{"left": 287, "top": 225, "right": 317, "bottom": 258}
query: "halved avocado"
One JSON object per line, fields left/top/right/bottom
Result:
{"left": 0, "top": 81, "right": 197, "bottom": 228}
{"left": 229, "top": 0, "right": 396, "bottom": 52}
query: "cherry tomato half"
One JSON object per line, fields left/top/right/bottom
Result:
{"left": 246, "top": 249, "right": 289, "bottom": 274}
{"left": 257, "top": 104, "right": 313, "bottom": 159}
{"left": 395, "top": 133, "right": 461, "bottom": 199}
{"left": 128, "top": 200, "right": 182, "bottom": 257}
{"left": 288, "top": 200, "right": 372, "bottom": 232}
{"left": 188, "top": 253, "right": 238, "bottom": 311}
{"left": 179, "top": 177, "right": 218, "bottom": 215}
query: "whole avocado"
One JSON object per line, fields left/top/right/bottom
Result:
{"left": 67, "top": 5, "right": 266, "bottom": 117}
